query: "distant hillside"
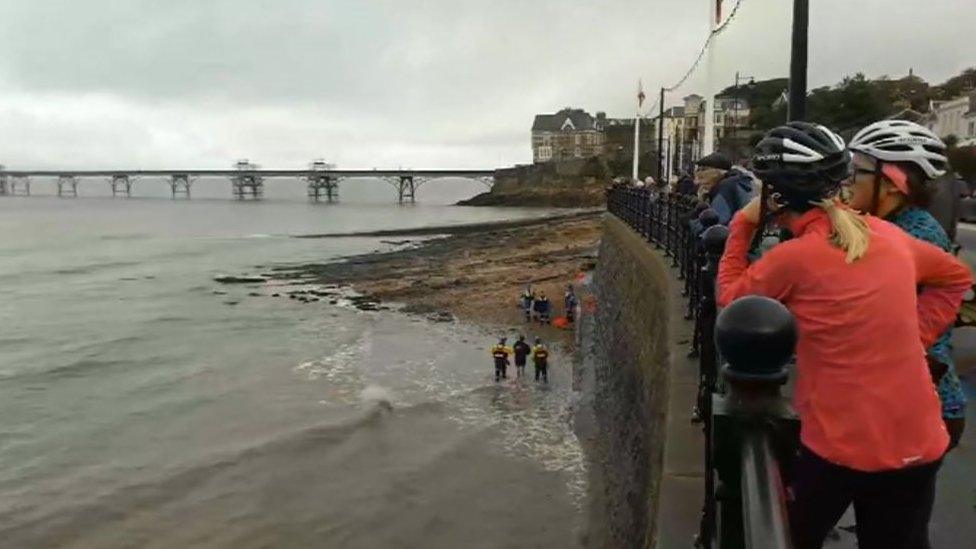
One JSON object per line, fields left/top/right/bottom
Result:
{"left": 722, "top": 67, "right": 976, "bottom": 134}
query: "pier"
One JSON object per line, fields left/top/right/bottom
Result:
{"left": 0, "top": 160, "right": 496, "bottom": 203}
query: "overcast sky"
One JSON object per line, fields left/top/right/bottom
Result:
{"left": 0, "top": 0, "right": 971, "bottom": 170}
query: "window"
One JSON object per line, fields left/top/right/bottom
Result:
{"left": 574, "top": 147, "right": 581, "bottom": 158}
{"left": 575, "top": 134, "right": 581, "bottom": 145}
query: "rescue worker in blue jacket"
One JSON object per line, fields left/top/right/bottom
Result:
{"left": 534, "top": 293, "right": 552, "bottom": 324}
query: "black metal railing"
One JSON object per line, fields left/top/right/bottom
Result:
{"left": 606, "top": 185, "right": 798, "bottom": 549}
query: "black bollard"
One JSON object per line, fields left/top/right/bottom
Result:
{"left": 704, "top": 296, "right": 799, "bottom": 549}
{"left": 717, "top": 296, "right": 796, "bottom": 385}
{"left": 691, "top": 223, "right": 728, "bottom": 360}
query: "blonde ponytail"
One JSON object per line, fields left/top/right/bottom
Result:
{"left": 816, "top": 199, "right": 870, "bottom": 263}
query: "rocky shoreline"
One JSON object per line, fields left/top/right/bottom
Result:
{"left": 257, "top": 211, "right": 603, "bottom": 336}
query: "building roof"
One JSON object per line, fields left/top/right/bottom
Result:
{"left": 772, "top": 90, "right": 789, "bottom": 109}
{"left": 531, "top": 108, "right": 597, "bottom": 132}
{"left": 885, "top": 108, "right": 928, "bottom": 123}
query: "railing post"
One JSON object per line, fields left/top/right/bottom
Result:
{"left": 686, "top": 208, "right": 719, "bottom": 323}
{"left": 695, "top": 224, "right": 728, "bottom": 376}
{"left": 633, "top": 188, "right": 641, "bottom": 230}
{"left": 655, "top": 192, "right": 665, "bottom": 247}
{"left": 706, "top": 296, "right": 799, "bottom": 549}
{"left": 641, "top": 188, "right": 650, "bottom": 239}
{"left": 662, "top": 193, "right": 673, "bottom": 257}
{"left": 675, "top": 196, "right": 687, "bottom": 277}
{"left": 669, "top": 196, "right": 680, "bottom": 266}
{"left": 682, "top": 201, "right": 707, "bottom": 294}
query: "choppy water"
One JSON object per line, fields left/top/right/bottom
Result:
{"left": 0, "top": 178, "right": 587, "bottom": 548}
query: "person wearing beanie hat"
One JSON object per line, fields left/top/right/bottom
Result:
{"left": 690, "top": 151, "right": 755, "bottom": 233}
{"left": 696, "top": 152, "right": 732, "bottom": 171}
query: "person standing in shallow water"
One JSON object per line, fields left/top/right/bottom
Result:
{"left": 490, "top": 338, "right": 511, "bottom": 382}
{"left": 532, "top": 338, "right": 549, "bottom": 383}
{"left": 512, "top": 335, "right": 530, "bottom": 378}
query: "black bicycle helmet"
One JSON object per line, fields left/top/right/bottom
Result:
{"left": 751, "top": 121, "right": 852, "bottom": 211}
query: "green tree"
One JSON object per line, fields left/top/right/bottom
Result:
{"left": 932, "top": 68, "right": 976, "bottom": 100}
{"left": 807, "top": 73, "right": 896, "bottom": 131}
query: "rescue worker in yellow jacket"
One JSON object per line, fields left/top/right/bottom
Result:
{"left": 532, "top": 338, "right": 549, "bottom": 383}
{"left": 490, "top": 338, "right": 511, "bottom": 382}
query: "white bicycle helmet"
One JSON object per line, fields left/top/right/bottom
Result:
{"left": 848, "top": 120, "right": 948, "bottom": 179}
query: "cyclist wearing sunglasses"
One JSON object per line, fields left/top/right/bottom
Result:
{"left": 719, "top": 121, "right": 971, "bottom": 549}
{"left": 847, "top": 120, "right": 966, "bottom": 449}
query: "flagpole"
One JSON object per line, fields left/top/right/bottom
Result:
{"left": 632, "top": 109, "right": 640, "bottom": 183}
{"left": 632, "top": 111, "right": 641, "bottom": 183}
{"left": 703, "top": 0, "right": 720, "bottom": 156}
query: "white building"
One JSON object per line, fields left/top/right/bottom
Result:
{"left": 714, "top": 95, "right": 751, "bottom": 139}
{"left": 927, "top": 92, "right": 976, "bottom": 145}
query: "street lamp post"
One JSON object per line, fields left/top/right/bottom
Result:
{"left": 788, "top": 0, "right": 809, "bottom": 121}
{"left": 732, "top": 71, "right": 754, "bottom": 141}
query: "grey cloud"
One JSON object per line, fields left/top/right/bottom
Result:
{"left": 0, "top": 0, "right": 971, "bottom": 169}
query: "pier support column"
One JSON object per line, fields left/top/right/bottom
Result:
{"left": 57, "top": 175, "right": 78, "bottom": 197}
{"left": 231, "top": 174, "right": 264, "bottom": 200}
{"left": 232, "top": 160, "right": 264, "bottom": 200}
{"left": 397, "top": 175, "right": 416, "bottom": 204}
{"left": 307, "top": 175, "right": 339, "bottom": 203}
{"left": 170, "top": 174, "right": 191, "bottom": 198}
{"left": 326, "top": 177, "right": 339, "bottom": 202}
{"left": 110, "top": 175, "right": 132, "bottom": 197}
{"left": 10, "top": 176, "right": 30, "bottom": 196}
{"left": 306, "top": 159, "right": 337, "bottom": 203}
{"left": 0, "top": 167, "right": 7, "bottom": 196}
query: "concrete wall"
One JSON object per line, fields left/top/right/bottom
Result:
{"left": 582, "top": 215, "right": 672, "bottom": 547}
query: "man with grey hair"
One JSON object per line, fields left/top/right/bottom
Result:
{"left": 690, "top": 152, "right": 755, "bottom": 233}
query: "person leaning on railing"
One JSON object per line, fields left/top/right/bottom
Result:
{"left": 689, "top": 152, "right": 756, "bottom": 235}
{"left": 846, "top": 120, "right": 967, "bottom": 449}
{"left": 716, "top": 122, "right": 972, "bottom": 549}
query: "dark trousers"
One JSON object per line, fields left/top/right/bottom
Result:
{"left": 494, "top": 362, "right": 507, "bottom": 381}
{"left": 515, "top": 361, "right": 526, "bottom": 376}
{"left": 789, "top": 446, "right": 941, "bottom": 549}
{"left": 534, "top": 363, "right": 548, "bottom": 382}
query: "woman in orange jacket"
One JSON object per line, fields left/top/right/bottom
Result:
{"left": 718, "top": 122, "right": 971, "bottom": 549}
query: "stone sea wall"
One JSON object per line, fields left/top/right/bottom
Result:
{"left": 578, "top": 215, "right": 672, "bottom": 547}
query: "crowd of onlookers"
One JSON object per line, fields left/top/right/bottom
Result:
{"left": 616, "top": 119, "right": 972, "bottom": 549}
